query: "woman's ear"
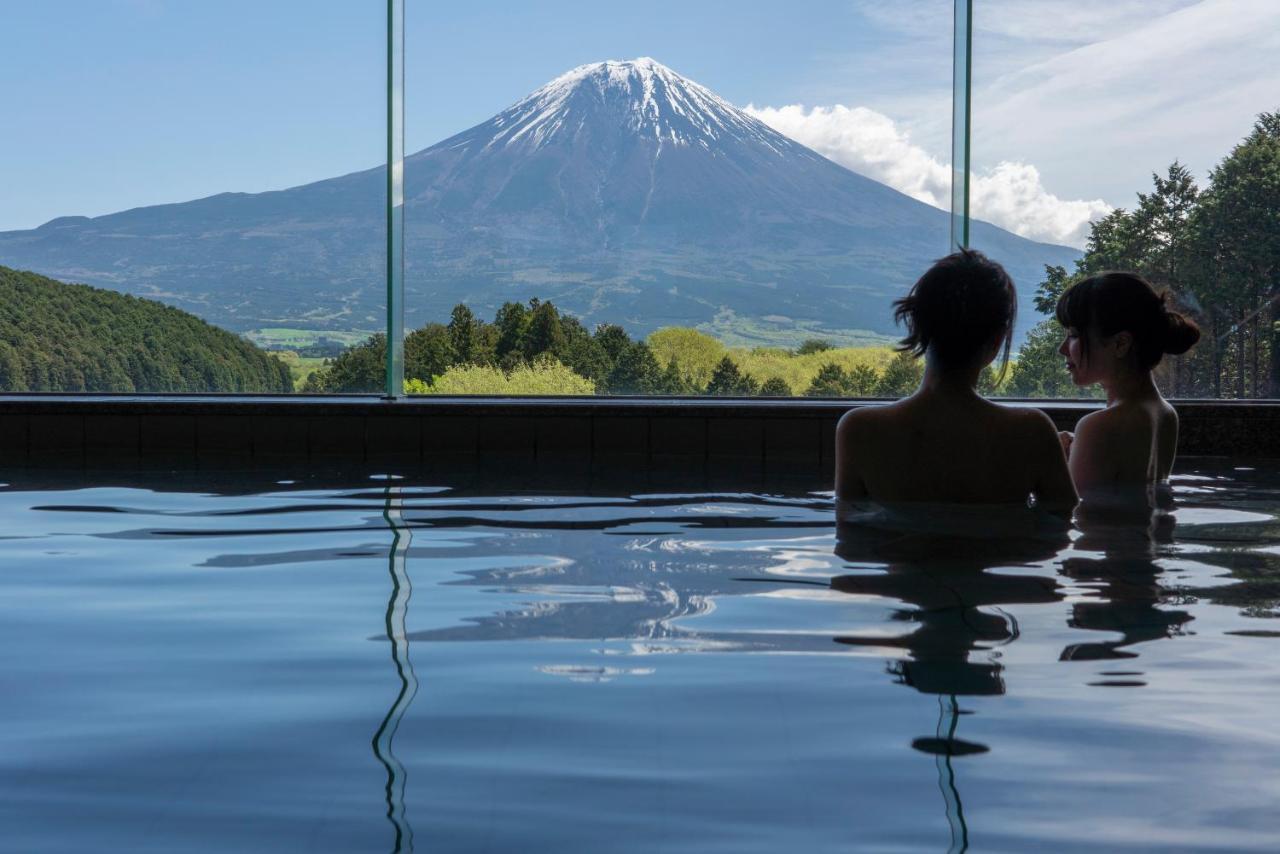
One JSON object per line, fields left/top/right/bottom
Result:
{"left": 1110, "top": 330, "right": 1134, "bottom": 360}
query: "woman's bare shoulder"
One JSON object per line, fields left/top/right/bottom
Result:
{"left": 837, "top": 402, "right": 901, "bottom": 434}
{"left": 994, "top": 402, "right": 1060, "bottom": 440}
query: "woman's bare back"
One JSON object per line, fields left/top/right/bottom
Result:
{"left": 1068, "top": 399, "right": 1179, "bottom": 497}
{"left": 836, "top": 393, "right": 1076, "bottom": 509}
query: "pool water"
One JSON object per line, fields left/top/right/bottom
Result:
{"left": 1, "top": 462, "right": 1278, "bottom": 852}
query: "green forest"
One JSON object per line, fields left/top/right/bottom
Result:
{"left": 0, "top": 266, "right": 292, "bottom": 393}
{"left": 1010, "top": 109, "right": 1279, "bottom": 399}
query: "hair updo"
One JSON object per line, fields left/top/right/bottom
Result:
{"left": 1055, "top": 272, "right": 1200, "bottom": 369}
{"left": 892, "top": 248, "right": 1017, "bottom": 375}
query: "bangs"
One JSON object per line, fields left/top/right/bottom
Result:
{"left": 1056, "top": 279, "right": 1093, "bottom": 330}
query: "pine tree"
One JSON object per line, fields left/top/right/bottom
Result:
{"left": 524, "top": 300, "right": 567, "bottom": 360}
{"left": 494, "top": 301, "right": 530, "bottom": 361}
{"left": 805, "top": 363, "right": 851, "bottom": 397}
{"left": 759, "top": 376, "right": 792, "bottom": 397}
{"left": 593, "top": 324, "right": 632, "bottom": 364}
{"left": 606, "top": 341, "right": 663, "bottom": 394}
{"left": 705, "top": 356, "right": 759, "bottom": 396}
{"left": 448, "top": 304, "right": 479, "bottom": 364}
{"left": 875, "top": 352, "right": 923, "bottom": 397}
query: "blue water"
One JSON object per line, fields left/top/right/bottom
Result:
{"left": 1, "top": 463, "right": 1278, "bottom": 853}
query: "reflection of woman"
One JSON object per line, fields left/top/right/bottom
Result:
{"left": 1055, "top": 272, "right": 1200, "bottom": 501}
{"left": 832, "top": 517, "right": 1069, "bottom": 700}
{"left": 1061, "top": 493, "right": 1191, "bottom": 662}
{"left": 832, "top": 517, "right": 1071, "bottom": 852}
{"left": 835, "top": 249, "right": 1075, "bottom": 513}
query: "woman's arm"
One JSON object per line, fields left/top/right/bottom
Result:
{"left": 1026, "top": 411, "right": 1077, "bottom": 513}
{"left": 834, "top": 410, "right": 869, "bottom": 501}
{"left": 1066, "top": 410, "right": 1118, "bottom": 497}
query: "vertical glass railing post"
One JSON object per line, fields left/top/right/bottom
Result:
{"left": 385, "top": 0, "right": 406, "bottom": 398}
{"left": 950, "top": 0, "right": 973, "bottom": 252}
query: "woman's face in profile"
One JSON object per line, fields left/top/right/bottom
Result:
{"left": 1058, "top": 326, "right": 1091, "bottom": 386}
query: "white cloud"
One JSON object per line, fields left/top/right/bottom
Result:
{"left": 746, "top": 103, "right": 1109, "bottom": 247}
{"left": 973, "top": 0, "right": 1280, "bottom": 203}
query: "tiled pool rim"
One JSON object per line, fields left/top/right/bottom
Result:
{"left": 0, "top": 396, "right": 1276, "bottom": 472}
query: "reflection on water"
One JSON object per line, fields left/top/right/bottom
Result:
{"left": 373, "top": 488, "right": 417, "bottom": 853}
{"left": 1, "top": 462, "right": 1279, "bottom": 852}
{"left": 828, "top": 516, "right": 1071, "bottom": 854}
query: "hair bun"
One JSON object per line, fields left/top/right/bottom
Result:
{"left": 1162, "top": 309, "right": 1200, "bottom": 355}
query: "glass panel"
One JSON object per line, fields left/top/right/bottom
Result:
{"left": 0, "top": 2, "right": 385, "bottom": 394}
{"left": 386, "top": 0, "right": 406, "bottom": 397}
{"left": 951, "top": 0, "right": 972, "bottom": 252}
{"left": 384, "top": 2, "right": 965, "bottom": 398}
{"left": 968, "top": 1, "right": 1280, "bottom": 399}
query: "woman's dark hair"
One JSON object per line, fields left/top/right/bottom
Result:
{"left": 892, "top": 248, "right": 1017, "bottom": 377}
{"left": 1055, "top": 272, "right": 1200, "bottom": 369}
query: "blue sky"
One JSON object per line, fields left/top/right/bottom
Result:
{"left": 2, "top": 1, "right": 1277, "bottom": 246}
{"left": 0, "top": 0, "right": 939, "bottom": 232}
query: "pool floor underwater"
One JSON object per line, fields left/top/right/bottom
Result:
{"left": 1, "top": 459, "right": 1278, "bottom": 852}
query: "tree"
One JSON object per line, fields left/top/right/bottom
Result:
{"left": 524, "top": 300, "right": 567, "bottom": 360}
{"left": 405, "top": 323, "right": 454, "bottom": 385}
{"left": 561, "top": 335, "right": 613, "bottom": 386}
{"left": 1193, "top": 111, "right": 1280, "bottom": 396}
{"left": 593, "top": 324, "right": 633, "bottom": 364}
{"left": 796, "top": 339, "right": 834, "bottom": 355}
{"left": 977, "top": 365, "right": 1002, "bottom": 396}
{"left": 494, "top": 301, "right": 530, "bottom": 361}
{"left": 875, "top": 352, "right": 923, "bottom": 397}
{"left": 1033, "top": 265, "right": 1074, "bottom": 317}
{"left": 606, "top": 341, "right": 663, "bottom": 394}
{"left": 646, "top": 326, "right": 726, "bottom": 389}
{"left": 805, "top": 363, "right": 851, "bottom": 397}
{"left": 705, "top": 355, "right": 760, "bottom": 396}
{"left": 759, "top": 376, "right": 792, "bottom": 397}
{"left": 847, "top": 364, "right": 880, "bottom": 396}
{"left": 303, "top": 333, "right": 385, "bottom": 393}
{"left": 418, "top": 356, "right": 596, "bottom": 396}
{"left": 659, "top": 357, "right": 700, "bottom": 394}
{"left": 448, "top": 304, "right": 480, "bottom": 364}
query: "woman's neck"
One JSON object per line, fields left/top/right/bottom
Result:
{"left": 918, "top": 355, "right": 984, "bottom": 398}
{"left": 1102, "top": 368, "right": 1160, "bottom": 406}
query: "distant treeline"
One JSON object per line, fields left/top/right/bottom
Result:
{"left": 1012, "top": 109, "right": 1279, "bottom": 399}
{"left": 302, "top": 297, "right": 936, "bottom": 396}
{"left": 0, "top": 266, "right": 292, "bottom": 393}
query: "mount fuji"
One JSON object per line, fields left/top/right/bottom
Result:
{"left": 0, "top": 57, "right": 1077, "bottom": 344}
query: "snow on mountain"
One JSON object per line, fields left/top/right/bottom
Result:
{"left": 486, "top": 57, "right": 792, "bottom": 155}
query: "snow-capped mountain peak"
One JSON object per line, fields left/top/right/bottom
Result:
{"left": 483, "top": 57, "right": 792, "bottom": 155}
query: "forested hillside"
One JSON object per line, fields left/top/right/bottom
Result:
{"left": 1004, "top": 109, "right": 1280, "bottom": 399}
{"left": 0, "top": 266, "right": 292, "bottom": 392}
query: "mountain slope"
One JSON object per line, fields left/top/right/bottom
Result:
{"left": 0, "top": 266, "right": 292, "bottom": 392}
{"left": 0, "top": 58, "right": 1077, "bottom": 343}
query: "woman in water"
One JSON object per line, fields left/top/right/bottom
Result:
{"left": 835, "top": 249, "right": 1077, "bottom": 513}
{"left": 1055, "top": 272, "right": 1200, "bottom": 500}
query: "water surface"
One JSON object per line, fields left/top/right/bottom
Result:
{"left": 1, "top": 462, "right": 1278, "bottom": 852}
